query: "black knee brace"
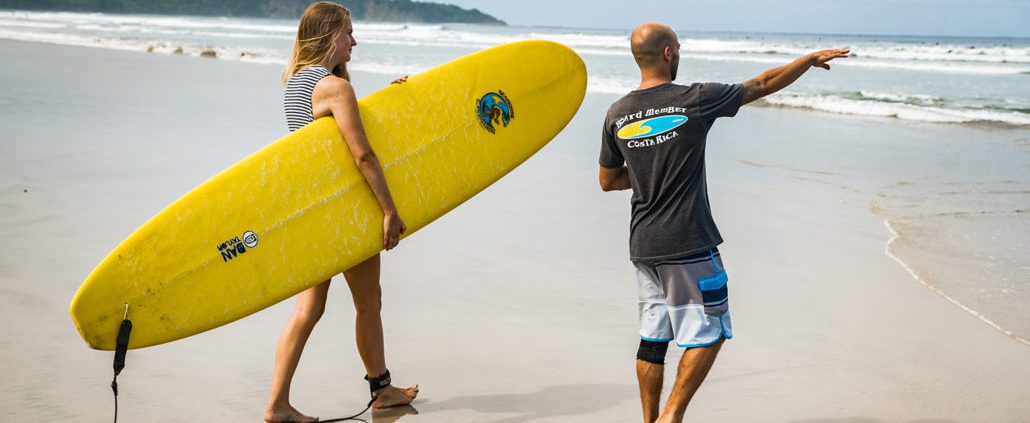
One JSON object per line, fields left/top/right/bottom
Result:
{"left": 636, "top": 339, "right": 669, "bottom": 364}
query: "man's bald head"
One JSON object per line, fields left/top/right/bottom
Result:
{"left": 631, "top": 22, "right": 679, "bottom": 67}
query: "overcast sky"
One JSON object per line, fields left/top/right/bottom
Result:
{"left": 443, "top": 0, "right": 1030, "bottom": 38}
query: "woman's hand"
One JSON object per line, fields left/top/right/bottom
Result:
{"left": 383, "top": 210, "right": 407, "bottom": 250}
{"left": 391, "top": 75, "right": 408, "bottom": 85}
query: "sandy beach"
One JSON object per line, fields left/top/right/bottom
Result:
{"left": 2, "top": 39, "right": 1029, "bottom": 422}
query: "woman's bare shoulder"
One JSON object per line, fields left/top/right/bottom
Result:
{"left": 314, "top": 75, "right": 354, "bottom": 96}
{"left": 311, "top": 75, "right": 357, "bottom": 118}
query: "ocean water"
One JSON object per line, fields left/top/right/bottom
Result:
{"left": 1, "top": 10, "right": 1027, "bottom": 343}
{"left": 1, "top": 10, "right": 1029, "bottom": 126}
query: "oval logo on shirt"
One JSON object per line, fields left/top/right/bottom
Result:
{"left": 617, "top": 115, "right": 688, "bottom": 140}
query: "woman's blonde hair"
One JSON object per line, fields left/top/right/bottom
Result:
{"left": 282, "top": 2, "right": 352, "bottom": 84}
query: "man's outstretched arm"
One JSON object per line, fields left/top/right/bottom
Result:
{"left": 741, "top": 49, "right": 849, "bottom": 105}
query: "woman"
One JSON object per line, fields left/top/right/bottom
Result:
{"left": 266, "top": 3, "right": 418, "bottom": 422}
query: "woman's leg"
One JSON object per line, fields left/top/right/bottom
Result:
{"left": 265, "top": 281, "right": 330, "bottom": 423}
{"left": 343, "top": 254, "right": 419, "bottom": 408}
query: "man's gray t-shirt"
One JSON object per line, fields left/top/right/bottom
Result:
{"left": 600, "top": 82, "right": 744, "bottom": 262}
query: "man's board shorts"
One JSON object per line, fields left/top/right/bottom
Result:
{"left": 634, "top": 248, "right": 732, "bottom": 348}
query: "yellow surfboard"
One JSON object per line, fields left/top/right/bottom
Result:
{"left": 70, "top": 40, "right": 586, "bottom": 350}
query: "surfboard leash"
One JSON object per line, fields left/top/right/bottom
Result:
{"left": 318, "top": 397, "right": 374, "bottom": 423}
{"left": 320, "top": 370, "right": 391, "bottom": 422}
{"left": 106, "top": 304, "right": 377, "bottom": 423}
{"left": 111, "top": 304, "right": 132, "bottom": 423}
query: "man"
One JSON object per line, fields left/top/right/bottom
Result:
{"left": 598, "top": 22, "right": 848, "bottom": 423}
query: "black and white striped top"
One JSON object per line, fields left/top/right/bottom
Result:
{"left": 284, "top": 65, "right": 332, "bottom": 132}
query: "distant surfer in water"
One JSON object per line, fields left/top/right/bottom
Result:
{"left": 270, "top": 2, "right": 418, "bottom": 422}
{"left": 598, "top": 22, "right": 847, "bottom": 422}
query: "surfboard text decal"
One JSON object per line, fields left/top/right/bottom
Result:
{"left": 217, "top": 230, "right": 258, "bottom": 263}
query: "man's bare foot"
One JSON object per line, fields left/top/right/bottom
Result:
{"left": 372, "top": 384, "right": 419, "bottom": 409}
{"left": 264, "top": 403, "right": 318, "bottom": 423}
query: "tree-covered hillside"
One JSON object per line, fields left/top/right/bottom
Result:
{"left": 0, "top": 0, "right": 506, "bottom": 24}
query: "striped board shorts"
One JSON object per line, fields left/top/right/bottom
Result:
{"left": 633, "top": 248, "right": 732, "bottom": 348}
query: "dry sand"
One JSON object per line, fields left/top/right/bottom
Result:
{"left": 1, "top": 40, "right": 1028, "bottom": 422}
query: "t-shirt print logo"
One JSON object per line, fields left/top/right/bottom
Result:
{"left": 617, "top": 115, "right": 688, "bottom": 140}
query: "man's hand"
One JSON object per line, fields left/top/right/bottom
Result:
{"left": 810, "top": 49, "right": 850, "bottom": 70}
{"left": 742, "top": 48, "right": 850, "bottom": 105}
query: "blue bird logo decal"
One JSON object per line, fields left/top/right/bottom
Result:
{"left": 477, "top": 91, "right": 515, "bottom": 134}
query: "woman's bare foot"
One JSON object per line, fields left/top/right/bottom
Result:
{"left": 264, "top": 403, "right": 318, "bottom": 423}
{"left": 372, "top": 384, "right": 419, "bottom": 409}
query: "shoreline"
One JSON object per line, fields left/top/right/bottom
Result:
{"left": 732, "top": 109, "right": 1030, "bottom": 348}
{"left": 880, "top": 216, "right": 1030, "bottom": 347}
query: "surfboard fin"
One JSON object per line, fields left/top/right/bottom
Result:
{"left": 111, "top": 304, "right": 132, "bottom": 422}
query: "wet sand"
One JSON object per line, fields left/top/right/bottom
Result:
{"left": 1, "top": 40, "right": 1029, "bottom": 422}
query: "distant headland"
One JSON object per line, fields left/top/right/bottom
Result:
{"left": 0, "top": 0, "right": 507, "bottom": 25}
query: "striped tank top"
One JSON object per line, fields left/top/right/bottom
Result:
{"left": 283, "top": 65, "right": 332, "bottom": 132}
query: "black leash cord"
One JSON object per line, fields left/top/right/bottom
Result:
{"left": 322, "top": 370, "right": 390, "bottom": 422}
{"left": 112, "top": 305, "right": 132, "bottom": 423}
{"left": 319, "top": 397, "right": 374, "bottom": 422}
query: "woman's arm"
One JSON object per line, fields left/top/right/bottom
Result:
{"left": 314, "top": 77, "right": 406, "bottom": 250}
